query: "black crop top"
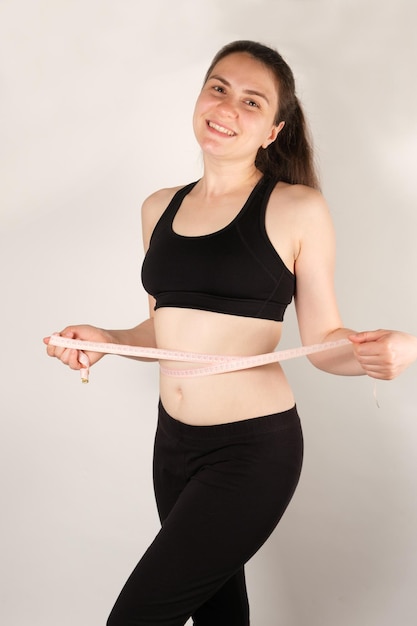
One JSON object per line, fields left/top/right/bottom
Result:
{"left": 141, "top": 176, "right": 295, "bottom": 321}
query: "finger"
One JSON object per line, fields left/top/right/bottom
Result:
{"left": 61, "top": 348, "right": 83, "bottom": 370}
{"left": 354, "top": 352, "right": 399, "bottom": 379}
{"left": 46, "top": 330, "right": 75, "bottom": 359}
{"left": 348, "top": 329, "right": 387, "bottom": 344}
{"left": 352, "top": 343, "right": 383, "bottom": 358}
{"left": 363, "top": 367, "right": 397, "bottom": 380}
{"left": 46, "top": 333, "right": 62, "bottom": 357}
{"left": 348, "top": 328, "right": 389, "bottom": 344}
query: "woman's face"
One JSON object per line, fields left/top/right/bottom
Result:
{"left": 193, "top": 52, "right": 283, "bottom": 162}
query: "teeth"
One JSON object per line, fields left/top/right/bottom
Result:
{"left": 208, "top": 121, "right": 235, "bottom": 136}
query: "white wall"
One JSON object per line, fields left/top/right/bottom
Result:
{"left": 1, "top": 1, "right": 416, "bottom": 624}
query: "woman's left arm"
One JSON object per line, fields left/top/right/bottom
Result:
{"left": 290, "top": 187, "right": 417, "bottom": 379}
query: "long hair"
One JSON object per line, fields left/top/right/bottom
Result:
{"left": 203, "top": 40, "right": 320, "bottom": 190}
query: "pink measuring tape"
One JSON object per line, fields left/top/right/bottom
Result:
{"left": 48, "top": 335, "right": 352, "bottom": 383}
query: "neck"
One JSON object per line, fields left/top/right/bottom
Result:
{"left": 197, "top": 157, "right": 262, "bottom": 198}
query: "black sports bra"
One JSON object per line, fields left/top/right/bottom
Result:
{"left": 141, "top": 176, "right": 295, "bottom": 321}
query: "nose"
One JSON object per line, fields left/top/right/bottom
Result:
{"left": 216, "top": 96, "right": 238, "bottom": 118}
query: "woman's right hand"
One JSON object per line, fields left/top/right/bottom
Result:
{"left": 43, "top": 325, "right": 114, "bottom": 372}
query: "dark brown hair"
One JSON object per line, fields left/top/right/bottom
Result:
{"left": 204, "top": 40, "right": 320, "bottom": 190}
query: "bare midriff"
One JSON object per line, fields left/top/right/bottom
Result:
{"left": 155, "top": 307, "right": 295, "bottom": 426}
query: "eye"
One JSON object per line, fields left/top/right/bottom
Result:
{"left": 213, "top": 84, "right": 226, "bottom": 94}
{"left": 245, "top": 99, "right": 259, "bottom": 108}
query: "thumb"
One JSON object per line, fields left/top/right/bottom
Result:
{"left": 348, "top": 329, "right": 387, "bottom": 344}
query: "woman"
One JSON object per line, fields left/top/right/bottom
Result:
{"left": 44, "top": 40, "right": 417, "bottom": 625}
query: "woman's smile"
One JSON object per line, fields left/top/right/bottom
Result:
{"left": 207, "top": 120, "right": 237, "bottom": 136}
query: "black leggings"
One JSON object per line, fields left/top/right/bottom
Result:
{"left": 107, "top": 401, "right": 303, "bottom": 626}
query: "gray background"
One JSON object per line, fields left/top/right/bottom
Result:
{"left": 1, "top": 1, "right": 416, "bottom": 624}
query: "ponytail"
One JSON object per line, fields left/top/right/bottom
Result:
{"left": 256, "top": 97, "right": 320, "bottom": 189}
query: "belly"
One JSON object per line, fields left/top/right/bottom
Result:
{"left": 153, "top": 308, "right": 295, "bottom": 425}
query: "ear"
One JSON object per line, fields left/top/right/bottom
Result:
{"left": 262, "top": 121, "right": 285, "bottom": 149}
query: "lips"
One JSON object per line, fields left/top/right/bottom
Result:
{"left": 207, "top": 120, "right": 236, "bottom": 137}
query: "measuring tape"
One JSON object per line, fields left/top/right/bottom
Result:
{"left": 48, "top": 334, "right": 352, "bottom": 383}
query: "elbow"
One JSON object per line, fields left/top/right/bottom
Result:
{"left": 306, "top": 353, "right": 329, "bottom": 371}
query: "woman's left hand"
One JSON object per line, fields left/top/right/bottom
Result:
{"left": 349, "top": 329, "right": 417, "bottom": 380}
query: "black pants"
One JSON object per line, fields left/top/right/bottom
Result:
{"left": 107, "top": 401, "right": 303, "bottom": 626}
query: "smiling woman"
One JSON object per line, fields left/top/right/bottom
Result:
{"left": 198, "top": 40, "right": 319, "bottom": 189}
{"left": 44, "top": 39, "right": 417, "bottom": 626}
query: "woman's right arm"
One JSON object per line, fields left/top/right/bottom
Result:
{"left": 44, "top": 185, "right": 178, "bottom": 374}
{"left": 43, "top": 316, "right": 157, "bottom": 373}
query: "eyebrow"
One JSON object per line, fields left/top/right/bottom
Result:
{"left": 208, "top": 74, "right": 270, "bottom": 105}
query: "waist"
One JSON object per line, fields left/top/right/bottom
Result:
{"left": 159, "top": 361, "right": 295, "bottom": 426}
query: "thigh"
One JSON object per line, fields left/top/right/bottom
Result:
{"left": 107, "top": 472, "right": 250, "bottom": 626}
{"left": 108, "top": 464, "right": 260, "bottom": 626}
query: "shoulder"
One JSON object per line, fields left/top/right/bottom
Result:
{"left": 141, "top": 184, "right": 186, "bottom": 248}
{"left": 269, "top": 182, "right": 334, "bottom": 239}
{"left": 269, "top": 181, "right": 329, "bottom": 216}
{"left": 141, "top": 185, "right": 184, "bottom": 221}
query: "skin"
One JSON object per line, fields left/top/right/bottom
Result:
{"left": 44, "top": 52, "right": 417, "bottom": 425}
